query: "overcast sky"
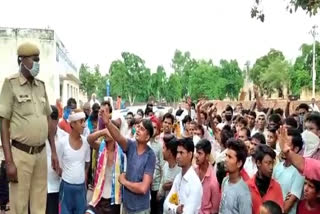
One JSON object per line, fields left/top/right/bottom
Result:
{"left": 1, "top": 0, "right": 320, "bottom": 74}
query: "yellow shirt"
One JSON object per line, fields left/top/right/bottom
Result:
{"left": 0, "top": 72, "right": 51, "bottom": 146}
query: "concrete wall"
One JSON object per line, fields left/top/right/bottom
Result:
{"left": 300, "top": 88, "right": 320, "bottom": 101}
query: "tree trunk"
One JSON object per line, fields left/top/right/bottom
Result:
{"left": 128, "top": 94, "right": 136, "bottom": 106}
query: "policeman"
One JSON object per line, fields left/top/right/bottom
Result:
{"left": 0, "top": 42, "right": 59, "bottom": 214}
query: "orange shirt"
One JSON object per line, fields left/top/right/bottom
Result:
{"left": 246, "top": 175, "right": 284, "bottom": 214}
{"left": 240, "top": 169, "right": 250, "bottom": 182}
{"left": 58, "top": 119, "right": 72, "bottom": 134}
{"left": 56, "top": 102, "right": 63, "bottom": 119}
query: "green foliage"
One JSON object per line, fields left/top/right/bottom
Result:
{"left": 151, "top": 66, "right": 167, "bottom": 100}
{"left": 252, "top": 0, "right": 320, "bottom": 22}
{"left": 189, "top": 61, "right": 226, "bottom": 100}
{"left": 260, "top": 59, "right": 290, "bottom": 97}
{"left": 219, "top": 60, "right": 244, "bottom": 99}
{"left": 109, "top": 52, "right": 151, "bottom": 105}
{"left": 189, "top": 60, "right": 244, "bottom": 101}
{"left": 165, "top": 73, "right": 182, "bottom": 103}
{"left": 79, "top": 64, "right": 108, "bottom": 100}
{"left": 290, "top": 41, "right": 320, "bottom": 95}
{"left": 250, "top": 49, "right": 287, "bottom": 95}
{"left": 171, "top": 50, "right": 198, "bottom": 97}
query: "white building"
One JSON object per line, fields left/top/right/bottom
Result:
{"left": 0, "top": 27, "right": 86, "bottom": 107}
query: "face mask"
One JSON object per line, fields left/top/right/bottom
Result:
{"left": 23, "top": 61, "right": 40, "bottom": 77}
{"left": 193, "top": 135, "right": 201, "bottom": 146}
{"left": 132, "top": 127, "right": 136, "bottom": 135}
{"left": 225, "top": 114, "right": 232, "bottom": 121}
{"left": 302, "top": 130, "right": 320, "bottom": 157}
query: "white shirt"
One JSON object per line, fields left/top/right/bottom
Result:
{"left": 215, "top": 149, "right": 227, "bottom": 164}
{"left": 159, "top": 162, "right": 182, "bottom": 197}
{"left": 46, "top": 127, "right": 67, "bottom": 193}
{"left": 309, "top": 103, "right": 320, "bottom": 112}
{"left": 112, "top": 110, "right": 128, "bottom": 136}
{"left": 164, "top": 166, "right": 203, "bottom": 214}
{"left": 243, "top": 156, "right": 257, "bottom": 178}
{"left": 90, "top": 99, "right": 100, "bottom": 108}
{"left": 102, "top": 164, "right": 113, "bottom": 199}
{"left": 58, "top": 134, "right": 90, "bottom": 184}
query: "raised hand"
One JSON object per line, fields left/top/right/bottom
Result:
{"left": 277, "top": 126, "right": 290, "bottom": 154}
{"left": 100, "top": 107, "right": 111, "bottom": 125}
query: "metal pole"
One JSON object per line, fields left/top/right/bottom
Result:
{"left": 311, "top": 25, "right": 318, "bottom": 98}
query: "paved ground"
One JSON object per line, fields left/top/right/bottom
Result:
{"left": 5, "top": 190, "right": 93, "bottom": 214}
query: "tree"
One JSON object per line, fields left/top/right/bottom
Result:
{"left": 165, "top": 73, "right": 182, "bottom": 103}
{"left": 252, "top": 0, "right": 320, "bottom": 22}
{"left": 94, "top": 65, "right": 109, "bottom": 100}
{"left": 109, "top": 60, "right": 129, "bottom": 99}
{"left": 290, "top": 41, "right": 320, "bottom": 95}
{"left": 171, "top": 50, "right": 198, "bottom": 97}
{"left": 250, "top": 49, "right": 285, "bottom": 95}
{"left": 109, "top": 52, "right": 151, "bottom": 105}
{"left": 219, "top": 59, "right": 244, "bottom": 100}
{"left": 260, "top": 59, "right": 290, "bottom": 97}
{"left": 188, "top": 60, "right": 244, "bottom": 101}
{"left": 189, "top": 61, "right": 227, "bottom": 100}
{"left": 79, "top": 64, "right": 105, "bottom": 100}
{"left": 150, "top": 65, "right": 167, "bottom": 101}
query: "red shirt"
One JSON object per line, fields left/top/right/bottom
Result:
{"left": 297, "top": 200, "right": 320, "bottom": 214}
{"left": 195, "top": 165, "right": 221, "bottom": 214}
{"left": 58, "top": 119, "right": 72, "bottom": 134}
{"left": 246, "top": 175, "right": 284, "bottom": 214}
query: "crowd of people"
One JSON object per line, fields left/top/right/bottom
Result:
{"left": 0, "top": 42, "right": 320, "bottom": 214}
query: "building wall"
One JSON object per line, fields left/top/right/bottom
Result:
{"left": 0, "top": 28, "right": 58, "bottom": 104}
{"left": 61, "top": 79, "right": 81, "bottom": 107}
{"left": 0, "top": 27, "right": 83, "bottom": 107}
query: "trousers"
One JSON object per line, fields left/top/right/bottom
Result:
{"left": 10, "top": 146, "right": 47, "bottom": 214}
{"left": 59, "top": 180, "right": 87, "bottom": 214}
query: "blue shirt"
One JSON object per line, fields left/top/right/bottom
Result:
{"left": 273, "top": 161, "right": 305, "bottom": 214}
{"left": 123, "top": 139, "right": 156, "bottom": 213}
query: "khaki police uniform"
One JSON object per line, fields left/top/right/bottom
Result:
{"left": 0, "top": 69, "right": 51, "bottom": 212}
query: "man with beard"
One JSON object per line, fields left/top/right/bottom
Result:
{"left": 246, "top": 145, "right": 283, "bottom": 214}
